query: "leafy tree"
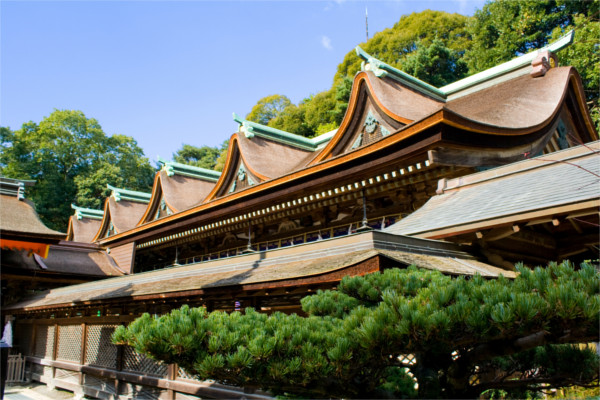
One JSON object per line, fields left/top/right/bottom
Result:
{"left": 114, "top": 262, "right": 599, "bottom": 398}
{"left": 551, "top": 12, "right": 600, "bottom": 131}
{"left": 0, "top": 110, "right": 155, "bottom": 230}
{"left": 465, "top": 0, "right": 599, "bottom": 129}
{"left": 245, "top": 94, "right": 292, "bottom": 125}
{"left": 173, "top": 144, "right": 220, "bottom": 170}
{"left": 403, "top": 39, "right": 468, "bottom": 87}
{"left": 334, "top": 10, "right": 471, "bottom": 86}
{"left": 213, "top": 140, "right": 229, "bottom": 172}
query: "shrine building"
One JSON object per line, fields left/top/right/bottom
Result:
{"left": 2, "top": 31, "right": 598, "bottom": 399}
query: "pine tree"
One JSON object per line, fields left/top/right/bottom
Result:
{"left": 114, "top": 262, "right": 600, "bottom": 398}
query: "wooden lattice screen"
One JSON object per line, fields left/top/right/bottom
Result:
{"left": 34, "top": 324, "right": 55, "bottom": 359}
{"left": 122, "top": 346, "right": 168, "bottom": 377}
{"left": 177, "top": 366, "right": 197, "bottom": 381}
{"left": 85, "top": 324, "right": 119, "bottom": 369}
{"left": 56, "top": 324, "right": 82, "bottom": 362}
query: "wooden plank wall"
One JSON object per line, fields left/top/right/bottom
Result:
{"left": 109, "top": 242, "right": 135, "bottom": 274}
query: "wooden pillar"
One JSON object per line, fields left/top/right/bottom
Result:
{"left": 114, "top": 324, "right": 125, "bottom": 400}
{"left": 78, "top": 323, "right": 87, "bottom": 386}
{"left": 29, "top": 323, "right": 37, "bottom": 357}
{"left": 166, "top": 363, "right": 176, "bottom": 400}
{"left": 49, "top": 323, "right": 59, "bottom": 389}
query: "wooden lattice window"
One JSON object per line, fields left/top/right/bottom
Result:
{"left": 34, "top": 325, "right": 55, "bottom": 359}
{"left": 177, "top": 366, "right": 197, "bottom": 381}
{"left": 122, "top": 346, "right": 168, "bottom": 377}
{"left": 85, "top": 325, "right": 118, "bottom": 369}
{"left": 56, "top": 325, "right": 82, "bottom": 362}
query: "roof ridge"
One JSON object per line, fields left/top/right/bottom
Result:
{"left": 233, "top": 113, "right": 334, "bottom": 151}
{"left": 355, "top": 30, "right": 574, "bottom": 102}
{"left": 71, "top": 204, "right": 104, "bottom": 220}
{"left": 107, "top": 184, "right": 151, "bottom": 203}
{"left": 157, "top": 156, "right": 221, "bottom": 182}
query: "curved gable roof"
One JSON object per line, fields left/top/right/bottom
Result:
{"left": 66, "top": 204, "right": 103, "bottom": 242}
{"left": 206, "top": 122, "right": 322, "bottom": 201}
{"left": 139, "top": 168, "right": 218, "bottom": 225}
{"left": 93, "top": 187, "right": 151, "bottom": 241}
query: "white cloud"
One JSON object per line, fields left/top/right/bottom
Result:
{"left": 321, "top": 35, "right": 333, "bottom": 51}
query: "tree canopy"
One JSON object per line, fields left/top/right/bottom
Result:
{"left": 244, "top": 2, "right": 600, "bottom": 136}
{"left": 114, "top": 262, "right": 599, "bottom": 398}
{"left": 0, "top": 110, "right": 155, "bottom": 231}
{"left": 173, "top": 144, "right": 221, "bottom": 170}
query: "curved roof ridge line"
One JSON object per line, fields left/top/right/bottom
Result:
{"left": 107, "top": 184, "right": 151, "bottom": 203}
{"left": 355, "top": 46, "right": 446, "bottom": 101}
{"left": 157, "top": 156, "right": 221, "bottom": 181}
{"left": 71, "top": 204, "right": 104, "bottom": 220}
{"left": 440, "top": 30, "right": 574, "bottom": 95}
{"left": 232, "top": 113, "right": 335, "bottom": 151}
{"left": 356, "top": 30, "right": 574, "bottom": 101}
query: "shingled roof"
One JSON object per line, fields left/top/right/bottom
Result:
{"left": 386, "top": 141, "right": 600, "bottom": 238}
{"left": 0, "top": 178, "right": 65, "bottom": 245}
{"left": 2, "top": 241, "right": 124, "bottom": 277}
{"left": 5, "top": 231, "right": 515, "bottom": 312}
{"left": 67, "top": 204, "right": 104, "bottom": 243}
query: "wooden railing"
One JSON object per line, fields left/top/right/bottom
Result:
{"left": 143, "top": 214, "right": 402, "bottom": 271}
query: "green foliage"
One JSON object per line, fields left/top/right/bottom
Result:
{"left": 246, "top": 94, "right": 292, "bottom": 125}
{"left": 0, "top": 110, "right": 155, "bottom": 230}
{"left": 402, "top": 40, "right": 468, "bottom": 87}
{"left": 213, "top": 140, "right": 229, "bottom": 172}
{"left": 173, "top": 144, "right": 220, "bottom": 170}
{"left": 551, "top": 11, "right": 600, "bottom": 131}
{"left": 465, "top": 0, "right": 600, "bottom": 130}
{"left": 114, "top": 262, "right": 600, "bottom": 398}
{"left": 334, "top": 10, "right": 471, "bottom": 86}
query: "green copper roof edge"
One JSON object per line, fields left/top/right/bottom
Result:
{"left": 440, "top": 30, "right": 574, "bottom": 94}
{"left": 107, "top": 184, "right": 151, "bottom": 203}
{"left": 71, "top": 204, "right": 104, "bottom": 220}
{"left": 355, "top": 46, "right": 447, "bottom": 101}
{"left": 311, "top": 129, "right": 337, "bottom": 147}
{"left": 233, "top": 113, "right": 319, "bottom": 151}
{"left": 355, "top": 30, "right": 574, "bottom": 101}
{"left": 157, "top": 156, "right": 221, "bottom": 181}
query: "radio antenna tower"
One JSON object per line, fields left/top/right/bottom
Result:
{"left": 365, "top": 7, "right": 369, "bottom": 41}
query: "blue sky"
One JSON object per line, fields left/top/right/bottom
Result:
{"left": 1, "top": 0, "right": 485, "bottom": 162}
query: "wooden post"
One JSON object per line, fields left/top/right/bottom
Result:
{"left": 49, "top": 324, "right": 59, "bottom": 389}
{"left": 78, "top": 323, "right": 87, "bottom": 386}
{"left": 29, "top": 324, "right": 37, "bottom": 357}
{"left": 114, "top": 323, "right": 125, "bottom": 400}
{"left": 166, "top": 363, "right": 176, "bottom": 400}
